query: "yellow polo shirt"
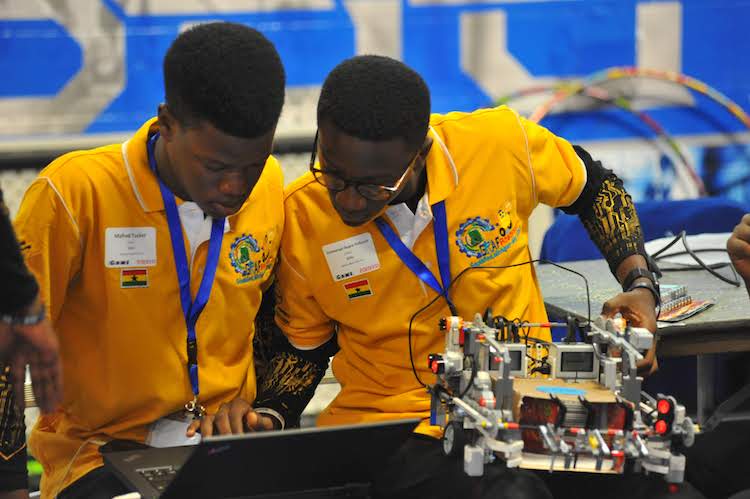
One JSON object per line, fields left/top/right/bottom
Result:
{"left": 276, "top": 107, "right": 586, "bottom": 437}
{"left": 15, "top": 119, "right": 284, "bottom": 497}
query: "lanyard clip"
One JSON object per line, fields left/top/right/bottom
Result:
{"left": 184, "top": 396, "right": 206, "bottom": 420}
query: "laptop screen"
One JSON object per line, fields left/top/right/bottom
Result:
{"left": 105, "top": 418, "right": 420, "bottom": 499}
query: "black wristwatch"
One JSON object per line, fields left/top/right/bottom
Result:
{"left": 0, "top": 303, "right": 46, "bottom": 326}
{"left": 622, "top": 267, "right": 661, "bottom": 310}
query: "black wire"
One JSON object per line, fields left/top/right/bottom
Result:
{"left": 678, "top": 231, "right": 740, "bottom": 286}
{"left": 406, "top": 258, "right": 593, "bottom": 389}
{"left": 659, "top": 248, "right": 733, "bottom": 256}
{"left": 408, "top": 292, "right": 448, "bottom": 388}
{"left": 445, "top": 259, "right": 592, "bottom": 325}
{"left": 655, "top": 249, "right": 733, "bottom": 270}
{"left": 458, "top": 355, "right": 477, "bottom": 398}
{"left": 446, "top": 296, "right": 458, "bottom": 316}
{"left": 520, "top": 319, "right": 531, "bottom": 358}
{"left": 651, "top": 231, "right": 740, "bottom": 286}
{"left": 651, "top": 232, "right": 683, "bottom": 258}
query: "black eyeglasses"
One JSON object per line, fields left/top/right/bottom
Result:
{"left": 309, "top": 130, "right": 419, "bottom": 202}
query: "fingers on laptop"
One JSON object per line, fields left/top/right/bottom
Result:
{"left": 245, "top": 410, "right": 274, "bottom": 432}
{"left": 186, "top": 398, "right": 275, "bottom": 437}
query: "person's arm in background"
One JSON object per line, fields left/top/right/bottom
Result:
{"left": 0, "top": 365, "right": 30, "bottom": 499}
{"left": 727, "top": 213, "right": 750, "bottom": 296}
{"left": 0, "top": 187, "right": 63, "bottom": 499}
{"left": 561, "top": 146, "right": 659, "bottom": 373}
{"left": 0, "top": 189, "right": 40, "bottom": 336}
{"left": 1, "top": 184, "right": 63, "bottom": 409}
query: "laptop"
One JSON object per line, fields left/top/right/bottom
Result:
{"left": 103, "top": 418, "right": 420, "bottom": 499}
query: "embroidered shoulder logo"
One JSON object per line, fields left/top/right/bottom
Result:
{"left": 229, "top": 232, "right": 274, "bottom": 284}
{"left": 455, "top": 202, "right": 520, "bottom": 266}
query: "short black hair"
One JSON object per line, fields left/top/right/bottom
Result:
{"left": 164, "top": 22, "right": 285, "bottom": 139}
{"left": 317, "top": 55, "right": 431, "bottom": 150}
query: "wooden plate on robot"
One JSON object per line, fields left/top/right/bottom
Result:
{"left": 520, "top": 452, "right": 619, "bottom": 474}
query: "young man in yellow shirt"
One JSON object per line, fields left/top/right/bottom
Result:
{"left": 204, "top": 56, "right": 705, "bottom": 498}
{"left": 14, "top": 22, "right": 286, "bottom": 498}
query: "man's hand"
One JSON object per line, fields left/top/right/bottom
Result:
{"left": 186, "top": 397, "right": 277, "bottom": 438}
{"left": 0, "top": 316, "right": 62, "bottom": 414}
{"left": 16, "top": 319, "right": 62, "bottom": 414}
{"left": 727, "top": 213, "right": 750, "bottom": 287}
{"left": 601, "top": 286, "right": 658, "bottom": 375}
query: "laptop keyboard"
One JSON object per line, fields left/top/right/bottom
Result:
{"left": 136, "top": 465, "right": 179, "bottom": 493}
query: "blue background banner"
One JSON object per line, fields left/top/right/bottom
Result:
{"left": 1, "top": 0, "right": 748, "bottom": 142}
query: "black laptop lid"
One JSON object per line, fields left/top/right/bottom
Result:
{"left": 159, "top": 418, "right": 419, "bottom": 498}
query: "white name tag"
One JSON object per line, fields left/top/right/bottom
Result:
{"left": 105, "top": 227, "right": 157, "bottom": 268}
{"left": 322, "top": 233, "right": 381, "bottom": 282}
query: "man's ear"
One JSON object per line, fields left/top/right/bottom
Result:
{"left": 157, "top": 103, "right": 177, "bottom": 142}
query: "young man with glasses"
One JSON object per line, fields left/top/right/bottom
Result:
{"left": 203, "top": 55, "right": 702, "bottom": 498}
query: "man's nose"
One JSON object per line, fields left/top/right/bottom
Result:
{"left": 334, "top": 185, "right": 367, "bottom": 212}
{"left": 218, "top": 172, "right": 248, "bottom": 198}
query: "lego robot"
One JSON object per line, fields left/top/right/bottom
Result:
{"left": 427, "top": 314, "right": 695, "bottom": 483}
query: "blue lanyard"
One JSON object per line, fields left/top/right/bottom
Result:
{"left": 374, "top": 200, "right": 455, "bottom": 312}
{"left": 147, "top": 132, "right": 225, "bottom": 399}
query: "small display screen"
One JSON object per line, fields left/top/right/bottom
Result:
{"left": 509, "top": 349, "right": 522, "bottom": 372}
{"left": 489, "top": 349, "right": 523, "bottom": 372}
{"left": 560, "top": 351, "right": 594, "bottom": 372}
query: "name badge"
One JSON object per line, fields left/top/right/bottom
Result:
{"left": 105, "top": 227, "right": 157, "bottom": 268}
{"left": 322, "top": 233, "right": 381, "bottom": 282}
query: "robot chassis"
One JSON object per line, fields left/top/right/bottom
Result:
{"left": 427, "top": 314, "right": 695, "bottom": 483}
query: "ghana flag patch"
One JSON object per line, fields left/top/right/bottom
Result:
{"left": 343, "top": 278, "right": 372, "bottom": 300}
{"left": 121, "top": 268, "right": 148, "bottom": 288}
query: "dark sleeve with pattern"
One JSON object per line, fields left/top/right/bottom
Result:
{"left": 562, "top": 146, "right": 646, "bottom": 274}
{"left": 253, "top": 284, "right": 338, "bottom": 428}
{"left": 0, "top": 187, "right": 39, "bottom": 315}
{"left": 0, "top": 366, "right": 28, "bottom": 492}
